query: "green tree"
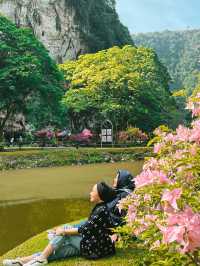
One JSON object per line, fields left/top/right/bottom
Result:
{"left": 60, "top": 45, "right": 177, "bottom": 132}
{"left": 0, "top": 15, "right": 65, "bottom": 141}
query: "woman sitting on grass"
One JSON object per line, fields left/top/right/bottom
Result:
{"left": 3, "top": 182, "right": 116, "bottom": 266}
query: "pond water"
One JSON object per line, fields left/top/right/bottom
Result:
{"left": 0, "top": 199, "right": 91, "bottom": 256}
{"left": 0, "top": 161, "right": 143, "bottom": 256}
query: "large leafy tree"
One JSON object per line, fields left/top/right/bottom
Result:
{"left": 0, "top": 15, "right": 65, "bottom": 140}
{"left": 60, "top": 45, "right": 177, "bottom": 132}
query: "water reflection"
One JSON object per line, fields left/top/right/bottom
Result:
{"left": 0, "top": 198, "right": 91, "bottom": 256}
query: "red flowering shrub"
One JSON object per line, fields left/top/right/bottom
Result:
{"left": 118, "top": 127, "right": 148, "bottom": 145}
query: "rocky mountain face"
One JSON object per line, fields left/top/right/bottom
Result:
{"left": 0, "top": 0, "right": 133, "bottom": 63}
{"left": 0, "top": 0, "right": 87, "bottom": 63}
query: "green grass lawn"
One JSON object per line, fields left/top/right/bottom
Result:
{"left": 0, "top": 220, "right": 191, "bottom": 266}
{"left": 0, "top": 221, "right": 145, "bottom": 266}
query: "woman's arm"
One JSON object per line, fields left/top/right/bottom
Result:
{"left": 55, "top": 227, "right": 79, "bottom": 236}
{"left": 65, "top": 227, "right": 79, "bottom": 235}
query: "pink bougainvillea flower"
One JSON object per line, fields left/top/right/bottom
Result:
{"left": 190, "top": 119, "right": 200, "bottom": 143}
{"left": 190, "top": 130, "right": 200, "bottom": 144}
{"left": 157, "top": 224, "right": 185, "bottom": 245}
{"left": 192, "top": 107, "right": 200, "bottom": 117}
{"left": 176, "top": 125, "right": 190, "bottom": 142}
{"left": 135, "top": 170, "right": 170, "bottom": 188}
{"left": 161, "top": 188, "right": 182, "bottom": 210}
{"left": 134, "top": 224, "right": 148, "bottom": 236}
{"left": 143, "top": 158, "right": 159, "bottom": 171}
{"left": 183, "top": 209, "right": 200, "bottom": 251}
{"left": 127, "top": 204, "right": 137, "bottom": 224}
{"left": 164, "top": 133, "right": 177, "bottom": 143}
{"left": 153, "top": 128, "right": 165, "bottom": 136}
{"left": 186, "top": 97, "right": 200, "bottom": 117}
{"left": 158, "top": 172, "right": 171, "bottom": 184}
{"left": 191, "top": 119, "right": 200, "bottom": 128}
{"left": 153, "top": 143, "right": 164, "bottom": 153}
{"left": 174, "top": 150, "right": 185, "bottom": 160}
{"left": 135, "top": 170, "right": 155, "bottom": 188}
{"left": 163, "top": 207, "right": 200, "bottom": 253}
{"left": 187, "top": 226, "right": 200, "bottom": 252}
{"left": 117, "top": 196, "right": 129, "bottom": 213}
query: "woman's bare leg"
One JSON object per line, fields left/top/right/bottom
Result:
{"left": 19, "top": 255, "right": 36, "bottom": 264}
{"left": 39, "top": 243, "right": 54, "bottom": 259}
{"left": 16, "top": 243, "right": 54, "bottom": 264}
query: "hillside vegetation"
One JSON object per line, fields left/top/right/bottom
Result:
{"left": 133, "top": 29, "right": 200, "bottom": 93}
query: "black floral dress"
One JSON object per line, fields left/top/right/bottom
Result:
{"left": 78, "top": 203, "right": 115, "bottom": 259}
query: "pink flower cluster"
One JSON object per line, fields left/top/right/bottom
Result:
{"left": 117, "top": 196, "right": 130, "bottom": 214}
{"left": 155, "top": 125, "right": 190, "bottom": 147}
{"left": 133, "top": 215, "right": 157, "bottom": 237}
{"left": 186, "top": 93, "right": 200, "bottom": 117}
{"left": 153, "top": 121, "right": 200, "bottom": 153}
{"left": 134, "top": 225, "right": 148, "bottom": 236}
{"left": 153, "top": 142, "right": 164, "bottom": 153}
{"left": 133, "top": 218, "right": 149, "bottom": 236}
{"left": 158, "top": 207, "right": 200, "bottom": 253}
{"left": 190, "top": 120, "right": 200, "bottom": 144}
{"left": 176, "top": 125, "right": 190, "bottom": 142}
{"left": 143, "top": 158, "right": 160, "bottom": 171}
{"left": 161, "top": 188, "right": 182, "bottom": 211}
{"left": 127, "top": 204, "right": 137, "bottom": 224}
{"left": 174, "top": 120, "right": 200, "bottom": 145}
{"left": 119, "top": 93, "right": 200, "bottom": 259}
{"left": 135, "top": 169, "right": 171, "bottom": 188}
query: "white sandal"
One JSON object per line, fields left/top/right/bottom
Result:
{"left": 23, "top": 258, "right": 48, "bottom": 266}
{"left": 3, "top": 258, "right": 23, "bottom": 266}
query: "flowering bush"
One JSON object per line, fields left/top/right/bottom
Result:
{"left": 117, "top": 92, "right": 200, "bottom": 265}
{"left": 118, "top": 127, "right": 148, "bottom": 145}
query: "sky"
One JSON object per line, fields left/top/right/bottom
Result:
{"left": 116, "top": 0, "right": 200, "bottom": 34}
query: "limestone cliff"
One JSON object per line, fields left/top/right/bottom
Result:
{"left": 0, "top": 0, "right": 133, "bottom": 63}
{"left": 0, "top": 0, "right": 89, "bottom": 62}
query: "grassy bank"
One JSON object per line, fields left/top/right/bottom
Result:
{"left": 0, "top": 147, "right": 152, "bottom": 171}
{"left": 0, "top": 220, "right": 186, "bottom": 266}
{"left": 0, "top": 221, "right": 149, "bottom": 266}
